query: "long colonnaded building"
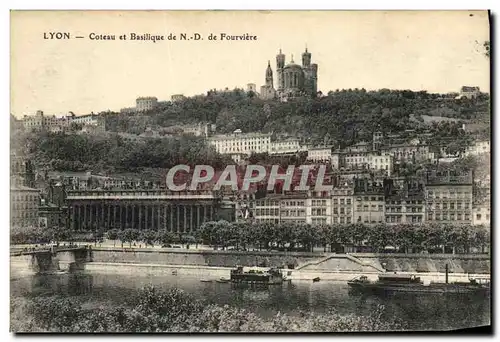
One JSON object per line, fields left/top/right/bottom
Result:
{"left": 66, "top": 189, "right": 221, "bottom": 233}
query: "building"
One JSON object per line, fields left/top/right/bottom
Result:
{"left": 171, "top": 94, "right": 186, "bottom": 102}
{"left": 269, "top": 138, "right": 302, "bottom": 155}
{"left": 136, "top": 97, "right": 158, "bottom": 112}
{"left": 384, "top": 180, "right": 426, "bottom": 225}
{"left": 38, "top": 201, "right": 67, "bottom": 229}
{"left": 208, "top": 130, "right": 272, "bottom": 160}
{"left": 246, "top": 83, "right": 258, "bottom": 94}
{"left": 11, "top": 185, "right": 40, "bottom": 228}
{"left": 465, "top": 140, "right": 490, "bottom": 156}
{"left": 11, "top": 154, "right": 35, "bottom": 188}
{"left": 252, "top": 195, "right": 281, "bottom": 224}
{"left": 472, "top": 205, "right": 490, "bottom": 226}
{"left": 368, "top": 154, "right": 394, "bottom": 176}
{"left": 458, "top": 86, "right": 480, "bottom": 100}
{"left": 424, "top": 171, "right": 473, "bottom": 225}
{"left": 22, "top": 110, "right": 73, "bottom": 132}
{"left": 307, "top": 146, "right": 332, "bottom": 162}
{"left": 382, "top": 144, "right": 433, "bottom": 164}
{"left": 261, "top": 48, "right": 318, "bottom": 101}
{"left": 66, "top": 189, "right": 220, "bottom": 233}
{"left": 472, "top": 185, "right": 490, "bottom": 226}
{"left": 353, "top": 178, "right": 385, "bottom": 225}
{"left": 373, "top": 131, "right": 383, "bottom": 151}
{"left": 259, "top": 61, "right": 276, "bottom": 100}
{"left": 331, "top": 186, "right": 353, "bottom": 224}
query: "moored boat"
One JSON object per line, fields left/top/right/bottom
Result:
{"left": 348, "top": 264, "right": 490, "bottom": 296}
{"left": 230, "top": 266, "right": 285, "bottom": 285}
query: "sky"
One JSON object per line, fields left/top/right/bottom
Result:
{"left": 10, "top": 10, "right": 490, "bottom": 117}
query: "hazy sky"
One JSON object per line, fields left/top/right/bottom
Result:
{"left": 10, "top": 10, "right": 490, "bottom": 117}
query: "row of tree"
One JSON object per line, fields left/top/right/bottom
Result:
{"left": 10, "top": 225, "right": 198, "bottom": 249}
{"left": 11, "top": 221, "right": 490, "bottom": 255}
{"left": 197, "top": 221, "right": 490, "bottom": 254}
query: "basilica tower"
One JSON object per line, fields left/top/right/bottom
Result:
{"left": 276, "top": 49, "right": 285, "bottom": 92}
{"left": 265, "top": 60, "right": 273, "bottom": 87}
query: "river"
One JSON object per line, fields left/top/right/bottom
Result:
{"left": 10, "top": 271, "right": 490, "bottom": 331}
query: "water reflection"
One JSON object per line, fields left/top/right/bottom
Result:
{"left": 10, "top": 272, "right": 490, "bottom": 331}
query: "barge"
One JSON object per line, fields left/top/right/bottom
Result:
{"left": 348, "top": 265, "right": 490, "bottom": 296}
{"left": 230, "top": 266, "right": 285, "bottom": 285}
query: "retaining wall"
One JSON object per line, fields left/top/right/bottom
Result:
{"left": 91, "top": 248, "right": 324, "bottom": 268}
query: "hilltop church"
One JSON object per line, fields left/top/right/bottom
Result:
{"left": 260, "top": 48, "right": 318, "bottom": 101}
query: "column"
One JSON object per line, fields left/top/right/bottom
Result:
{"left": 164, "top": 205, "right": 167, "bottom": 231}
{"left": 89, "top": 204, "right": 94, "bottom": 231}
{"left": 72, "top": 205, "right": 76, "bottom": 231}
{"left": 79, "top": 205, "right": 83, "bottom": 231}
{"left": 197, "top": 205, "right": 201, "bottom": 228}
{"left": 132, "top": 205, "right": 135, "bottom": 229}
{"left": 157, "top": 205, "right": 161, "bottom": 231}
{"left": 138, "top": 205, "right": 142, "bottom": 230}
{"left": 101, "top": 203, "right": 105, "bottom": 228}
{"left": 113, "top": 205, "right": 117, "bottom": 229}
{"left": 145, "top": 205, "right": 149, "bottom": 230}
{"left": 119, "top": 205, "right": 123, "bottom": 229}
{"left": 183, "top": 205, "right": 187, "bottom": 233}
{"left": 176, "top": 205, "right": 181, "bottom": 233}
{"left": 83, "top": 204, "right": 87, "bottom": 230}
{"left": 170, "top": 205, "right": 174, "bottom": 232}
{"left": 190, "top": 205, "right": 194, "bottom": 233}
{"left": 107, "top": 205, "right": 111, "bottom": 229}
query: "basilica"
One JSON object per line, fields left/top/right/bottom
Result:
{"left": 260, "top": 48, "right": 318, "bottom": 101}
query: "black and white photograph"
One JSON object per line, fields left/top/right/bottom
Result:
{"left": 9, "top": 10, "right": 491, "bottom": 333}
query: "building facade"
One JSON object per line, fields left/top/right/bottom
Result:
{"left": 136, "top": 97, "right": 158, "bottom": 112}
{"left": 353, "top": 179, "right": 385, "bottom": 225}
{"left": 208, "top": 130, "right": 272, "bottom": 158}
{"left": 11, "top": 186, "right": 40, "bottom": 228}
{"left": 66, "top": 189, "right": 220, "bottom": 233}
{"left": 424, "top": 172, "right": 473, "bottom": 225}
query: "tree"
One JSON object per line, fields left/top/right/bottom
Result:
{"left": 484, "top": 41, "right": 490, "bottom": 58}
{"left": 119, "top": 228, "right": 140, "bottom": 248}
{"left": 180, "top": 235, "right": 196, "bottom": 249}
{"left": 140, "top": 230, "right": 157, "bottom": 248}
{"left": 106, "top": 229, "right": 120, "bottom": 247}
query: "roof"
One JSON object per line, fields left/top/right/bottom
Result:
{"left": 11, "top": 185, "right": 40, "bottom": 192}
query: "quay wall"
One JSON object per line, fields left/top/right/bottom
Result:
{"left": 89, "top": 248, "right": 490, "bottom": 274}
{"left": 90, "top": 248, "right": 321, "bottom": 268}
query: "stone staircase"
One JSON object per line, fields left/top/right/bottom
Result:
{"left": 295, "top": 253, "right": 386, "bottom": 272}
{"left": 346, "top": 254, "right": 385, "bottom": 272}
{"left": 295, "top": 253, "right": 335, "bottom": 270}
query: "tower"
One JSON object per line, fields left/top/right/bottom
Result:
{"left": 276, "top": 49, "right": 285, "bottom": 92}
{"left": 302, "top": 47, "right": 311, "bottom": 67}
{"left": 265, "top": 60, "right": 273, "bottom": 87}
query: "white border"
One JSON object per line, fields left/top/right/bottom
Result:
{"left": 3, "top": 1, "right": 497, "bottom": 341}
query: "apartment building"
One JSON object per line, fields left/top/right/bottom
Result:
{"left": 424, "top": 172, "right": 473, "bottom": 225}
{"left": 353, "top": 178, "right": 385, "bottom": 225}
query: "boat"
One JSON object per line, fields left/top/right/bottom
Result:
{"left": 200, "top": 279, "right": 213, "bottom": 283}
{"left": 216, "top": 277, "right": 230, "bottom": 283}
{"left": 230, "top": 266, "right": 285, "bottom": 285}
{"left": 348, "top": 264, "right": 490, "bottom": 296}
{"left": 312, "top": 277, "right": 321, "bottom": 283}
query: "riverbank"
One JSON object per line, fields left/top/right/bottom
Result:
{"left": 81, "top": 261, "right": 490, "bottom": 283}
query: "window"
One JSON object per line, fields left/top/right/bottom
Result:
{"left": 476, "top": 214, "right": 482, "bottom": 220}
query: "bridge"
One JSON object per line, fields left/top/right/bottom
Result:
{"left": 10, "top": 245, "right": 92, "bottom": 273}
